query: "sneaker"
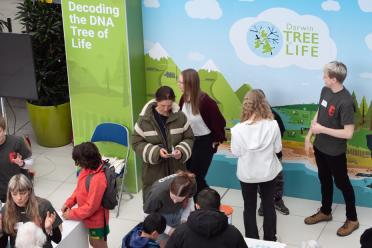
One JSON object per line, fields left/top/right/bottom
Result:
{"left": 304, "top": 210, "right": 332, "bottom": 225}
{"left": 337, "top": 220, "right": 359, "bottom": 236}
{"left": 258, "top": 202, "right": 263, "bottom": 216}
{"left": 274, "top": 199, "right": 290, "bottom": 215}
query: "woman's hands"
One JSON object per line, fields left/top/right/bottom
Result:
{"left": 44, "top": 211, "right": 56, "bottom": 235}
{"left": 159, "top": 148, "right": 182, "bottom": 160}
{"left": 61, "top": 204, "right": 71, "bottom": 220}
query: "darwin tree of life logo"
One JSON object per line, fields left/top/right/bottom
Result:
{"left": 247, "top": 21, "right": 283, "bottom": 57}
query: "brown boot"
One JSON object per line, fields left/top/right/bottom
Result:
{"left": 304, "top": 210, "right": 332, "bottom": 225}
{"left": 337, "top": 220, "right": 359, "bottom": 236}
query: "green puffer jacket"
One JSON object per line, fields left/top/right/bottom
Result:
{"left": 132, "top": 100, "right": 194, "bottom": 199}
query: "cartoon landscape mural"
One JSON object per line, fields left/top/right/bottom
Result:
{"left": 142, "top": 0, "right": 372, "bottom": 206}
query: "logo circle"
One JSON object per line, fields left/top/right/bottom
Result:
{"left": 247, "top": 21, "right": 283, "bottom": 57}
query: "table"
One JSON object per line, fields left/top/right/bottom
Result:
{"left": 52, "top": 213, "right": 89, "bottom": 248}
{"left": 245, "top": 238, "right": 286, "bottom": 248}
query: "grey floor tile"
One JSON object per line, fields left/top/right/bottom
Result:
{"left": 47, "top": 182, "right": 77, "bottom": 211}
{"left": 33, "top": 178, "right": 64, "bottom": 199}
{"left": 33, "top": 154, "right": 75, "bottom": 182}
{"left": 275, "top": 214, "right": 326, "bottom": 246}
{"left": 114, "top": 191, "right": 145, "bottom": 222}
{"left": 221, "top": 188, "right": 244, "bottom": 208}
{"left": 318, "top": 221, "right": 366, "bottom": 248}
{"left": 332, "top": 204, "right": 372, "bottom": 226}
{"left": 107, "top": 217, "right": 139, "bottom": 248}
{"left": 282, "top": 196, "right": 338, "bottom": 218}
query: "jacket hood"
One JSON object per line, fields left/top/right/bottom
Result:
{"left": 187, "top": 209, "right": 228, "bottom": 238}
{"left": 139, "top": 99, "right": 180, "bottom": 117}
{"left": 122, "top": 224, "right": 151, "bottom": 248}
{"left": 232, "top": 119, "right": 277, "bottom": 151}
{"left": 79, "top": 163, "right": 103, "bottom": 176}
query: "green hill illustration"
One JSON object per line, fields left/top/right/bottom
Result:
{"left": 235, "top": 83, "right": 253, "bottom": 103}
{"left": 144, "top": 43, "right": 182, "bottom": 101}
{"left": 198, "top": 59, "right": 241, "bottom": 124}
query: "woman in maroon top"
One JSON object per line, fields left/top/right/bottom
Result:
{"left": 178, "top": 69, "right": 226, "bottom": 196}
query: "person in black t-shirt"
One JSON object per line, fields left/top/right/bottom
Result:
{"left": 304, "top": 61, "right": 358, "bottom": 237}
{"left": 0, "top": 116, "right": 33, "bottom": 203}
{"left": 0, "top": 174, "right": 63, "bottom": 248}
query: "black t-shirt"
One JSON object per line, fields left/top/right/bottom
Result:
{"left": 0, "top": 135, "right": 32, "bottom": 202}
{"left": 314, "top": 87, "right": 354, "bottom": 156}
{"left": 0, "top": 197, "right": 63, "bottom": 248}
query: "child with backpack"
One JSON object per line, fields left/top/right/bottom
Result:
{"left": 122, "top": 213, "right": 166, "bottom": 248}
{"left": 62, "top": 142, "right": 110, "bottom": 248}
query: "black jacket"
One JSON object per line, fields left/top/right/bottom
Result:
{"left": 165, "top": 209, "right": 247, "bottom": 248}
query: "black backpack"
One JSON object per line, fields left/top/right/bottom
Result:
{"left": 85, "top": 160, "right": 118, "bottom": 210}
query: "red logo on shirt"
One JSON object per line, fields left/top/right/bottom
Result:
{"left": 9, "top": 152, "right": 17, "bottom": 163}
{"left": 328, "top": 105, "right": 335, "bottom": 117}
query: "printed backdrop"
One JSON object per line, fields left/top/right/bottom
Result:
{"left": 142, "top": 0, "right": 372, "bottom": 206}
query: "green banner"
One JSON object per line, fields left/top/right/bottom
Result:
{"left": 61, "top": 0, "right": 139, "bottom": 192}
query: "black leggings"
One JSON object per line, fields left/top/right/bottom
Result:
{"left": 240, "top": 179, "right": 277, "bottom": 241}
{"left": 187, "top": 134, "right": 214, "bottom": 195}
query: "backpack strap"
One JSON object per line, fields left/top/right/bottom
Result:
{"left": 85, "top": 174, "right": 93, "bottom": 192}
{"left": 85, "top": 161, "right": 107, "bottom": 192}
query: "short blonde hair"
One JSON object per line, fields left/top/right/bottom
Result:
{"left": 240, "top": 89, "right": 273, "bottom": 122}
{"left": 324, "top": 61, "right": 347, "bottom": 83}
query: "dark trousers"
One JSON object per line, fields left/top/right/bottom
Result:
{"left": 187, "top": 134, "right": 214, "bottom": 195}
{"left": 240, "top": 179, "right": 277, "bottom": 241}
{"left": 258, "top": 171, "right": 285, "bottom": 202}
{"left": 314, "top": 147, "right": 357, "bottom": 221}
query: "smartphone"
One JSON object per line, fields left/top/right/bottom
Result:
{"left": 166, "top": 153, "right": 175, "bottom": 158}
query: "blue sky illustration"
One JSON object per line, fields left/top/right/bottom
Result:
{"left": 142, "top": 0, "right": 372, "bottom": 106}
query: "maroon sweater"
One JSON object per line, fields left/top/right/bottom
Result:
{"left": 179, "top": 93, "right": 226, "bottom": 143}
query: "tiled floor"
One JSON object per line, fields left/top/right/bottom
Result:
{"left": 3, "top": 99, "right": 369, "bottom": 248}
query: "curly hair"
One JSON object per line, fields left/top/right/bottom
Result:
{"left": 72, "top": 142, "right": 102, "bottom": 169}
{"left": 240, "top": 89, "right": 273, "bottom": 122}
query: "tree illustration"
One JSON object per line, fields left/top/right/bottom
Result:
{"left": 366, "top": 100, "right": 372, "bottom": 130}
{"left": 352, "top": 91, "right": 361, "bottom": 127}
{"left": 250, "top": 24, "right": 279, "bottom": 56}
{"left": 360, "top": 96, "right": 368, "bottom": 126}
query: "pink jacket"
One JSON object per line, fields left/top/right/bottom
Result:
{"left": 64, "top": 164, "right": 109, "bottom": 228}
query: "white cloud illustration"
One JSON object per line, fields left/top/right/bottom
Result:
{"left": 144, "top": 0, "right": 160, "bottom": 8}
{"left": 239, "top": 0, "right": 255, "bottom": 2}
{"left": 321, "top": 0, "right": 340, "bottom": 11}
{"left": 360, "top": 72, "right": 372, "bottom": 79}
{"left": 185, "top": 0, "right": 222, "bottom": 20}
{"left": 229, "top": 8, "right": 337, "bottom": 69}
{"left": 358, "top": 0, "right": 372, "bottom": 12}
{"left": 365, "top": 33, "right": 372, "bottom": 50}
{"left": 187, "top": 51, "right": 205, "bottom": 61}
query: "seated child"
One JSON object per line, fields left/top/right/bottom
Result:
{"left": 122, "top": 213, "right": 166, "bottom": 248}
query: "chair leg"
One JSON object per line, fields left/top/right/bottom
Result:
{"left": 116, "top": 176, "right": 125, "bottom": 218}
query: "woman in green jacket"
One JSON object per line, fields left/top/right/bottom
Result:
{"left": 132, "top": 86, "right": 194, "bottom": 201}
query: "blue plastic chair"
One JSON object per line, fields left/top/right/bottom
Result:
{"left": 91, "top": 122, "right": 133, "bottom": 217}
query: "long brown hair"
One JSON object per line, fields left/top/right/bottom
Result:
{"left": 170, "top": 171, "right": 196, "bottom": 197}
{"left": 181, "top": 69, "right": 202, "bottom": 115}
{"left": 240, "top": 89, "right": 273, "bottom": 122}
{"left": 4, "top": 174, "right": 41, "bottom": 236}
